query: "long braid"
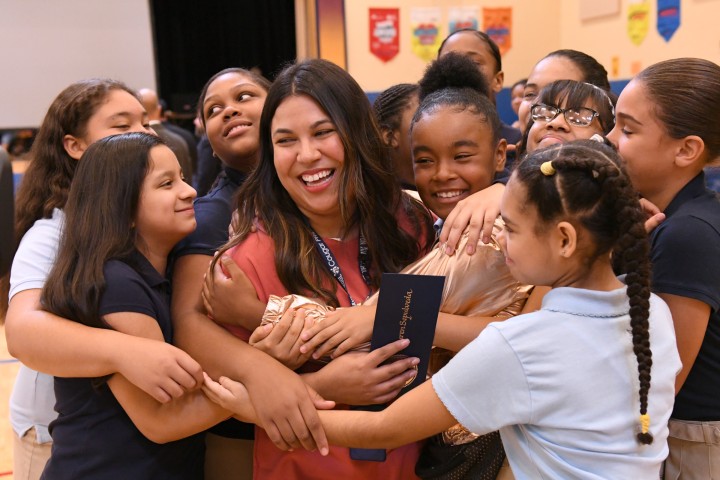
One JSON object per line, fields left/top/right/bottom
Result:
{"left": 517, "top": 140, "right": 654, "bottom": 444}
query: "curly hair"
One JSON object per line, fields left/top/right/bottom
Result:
{"left": 514, "top": 140, "right": 654, "bottom": 445}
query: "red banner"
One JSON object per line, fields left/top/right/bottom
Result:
{"left": 369, "top": 8, "right": 400, "bottom": 62}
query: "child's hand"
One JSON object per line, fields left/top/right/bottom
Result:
{"left": 118, "top": 337, "right": 204, "bottom": 403}
{"left": 300, "top": 304, "right": 376, "bottom": 359}
{"left": 439, "top": 183, "right": 505, "bottom": 255}
{"left": 250, "top": 308, "right": 314, "bottom": 369}
{"left": 316, "top": 339, "right": 418, "bottom": 405}
{"left": 243, "top": 356, "right": 334, "bottom": 454}
{"left": 203, "top": 372, "right": 256, "bottom": 421}
{"left": 639, "top": 198, "right": 665, "bottom": 233}
{"left": 201, "top": 254, "right": 264, "bottom": 327}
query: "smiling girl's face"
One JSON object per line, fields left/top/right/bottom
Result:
{"left": 202, "top": 72, "right": 267, "bottom": 171}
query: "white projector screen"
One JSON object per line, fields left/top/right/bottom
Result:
{"left": 0, "top": 0, "right": 156, "bottom": 129}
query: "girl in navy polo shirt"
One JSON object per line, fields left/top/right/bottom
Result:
{"left": 39, "top": 133, "right": 232, "bottom": 479}
{"left": 607, "top": 58, "right": 720, "bottom": 479}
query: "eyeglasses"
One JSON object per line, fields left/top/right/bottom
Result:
{"left": 530, "top": 104, "right": 600, "bottom": 127}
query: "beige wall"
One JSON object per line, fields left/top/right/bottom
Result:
{"left": 558, "top": 0, "right": 720, "bottom": 80}
{"left": 342, "top": 0, "right": 720, "bottom": 92}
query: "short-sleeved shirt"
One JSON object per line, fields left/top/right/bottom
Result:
{"left": 649, "top": 172, "right": 720, "bottom": 420}
{"left": 170, "top": 165, "right": 253, "bottom": 439}
{"left": 433, "top": 286, "right": 680, "bottom": 479}
{"left": 173, "top": 166, "right": 246, "bottom": 258}
{"left": 41, "top": 252, "right": 205, "bottom": 480}
{"left": 8, "top": 208, "right": 64, "bottom": 443}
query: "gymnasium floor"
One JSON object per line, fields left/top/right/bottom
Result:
{"left": 1, "top": 324, "right": 19, "bottom": 479}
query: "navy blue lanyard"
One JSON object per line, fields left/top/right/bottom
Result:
{"left": 309, "top": 229, "right": 371, "bottom": 306}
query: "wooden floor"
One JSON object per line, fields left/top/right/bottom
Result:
{"left": 1, "top": 323, "right": 19, "bottom": 479}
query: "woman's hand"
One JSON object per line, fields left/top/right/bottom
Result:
{"left": 439, "top": 183, "right": 505, "bottom": 255}
{"left": 202, "top": 254, "right": 265, "bottom": 328}
{"left": 250, "top": 308, "right": 314, "bottom": 370}
{"left": 299, "top": 304, "right": 376, "bottom": 359}
{"left": 313, "top": 339, "right": 419, "bottom": 405}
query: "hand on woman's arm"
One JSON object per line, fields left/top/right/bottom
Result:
{"left": 5, "top": 289, "right": 202, "bottom": 403}
{"left": 204, "top": 374, "right": 456, "bottom": 450}
{"left": 103, "top": 311, "right": 229, "bottom": 443}
{"left": 202, "top": 254, "right": 266, "bottom": 329}
{"left": 439, "top": 183, "right": 505, "bottom": 255}
{"left": 299, "top": 304, "right": 376, "bottom": 359}
{"left": 302, "top": 339, "right": 418, "bottom": 405}
{"left": 249, "top": 308, "right": 314, "bottom": 369}
{"left": 172, "top": 254, "right": 333, "bottom": 454}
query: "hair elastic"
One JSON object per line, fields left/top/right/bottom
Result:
{"left": 540, "top": 161, "right": 556, "bottom": 176}
{"left": 640, "top": 414, "right": 650, "bottom": 434}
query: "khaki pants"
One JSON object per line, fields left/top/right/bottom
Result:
{"left": 664, "top": 418, "right": 720, "bottom": 479}
{"left": 204, "top": 432, "right": 254, "bottom": 480}
{"left": 13, "top": 427, "right": 52, "bottom": 480}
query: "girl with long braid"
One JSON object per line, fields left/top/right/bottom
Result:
{"left": 205, "top": 140, "right": 680, "bottom": 479}
{"left": 607, "top": 57, "right": 720, "bottom": 479}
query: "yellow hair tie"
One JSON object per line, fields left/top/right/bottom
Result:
{"left": 640, "top": 414, "right": 650, "bottom": 434}
{"left": 540, "top": 161, "right": 556, "bottom": 176}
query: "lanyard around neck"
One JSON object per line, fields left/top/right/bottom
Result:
{"left": 309, "top": 229, "right": 371, "bottom": 306}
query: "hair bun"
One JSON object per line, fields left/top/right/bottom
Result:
{"left": 418, "top": 53, "right": 491, "bottom": 101}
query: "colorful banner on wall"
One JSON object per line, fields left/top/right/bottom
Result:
{"left": 627, "top": 2, "right": 650, "bottom": 46}
{"left": 410, "top": 7, "right": 442, "bottom": 62}
{"left": 369, "top": 8, "right": 400, "bottom": 62}
{"left": 657, "top": 0, "right": 680, "bottom": 42}
{"left": 448, "top": 6, "right": 478, "bottom": 33}
{"left": 483, "top": 7, "right": 512, "bottom": 55}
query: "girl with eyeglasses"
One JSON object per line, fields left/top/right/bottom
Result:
{"left": 606, "top": 58, "right": 720, "bottom": 479}
{"left": 519, "top": 80, "right": 617, "bottom": 156}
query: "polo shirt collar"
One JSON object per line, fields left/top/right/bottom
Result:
{"left": 664, "top": 172, "right": 706, "bottom": 218}
{"left": 127, "top": 249, "right": 168, "bottom": 288}
{"left": 222, "top": 166, "right": 247, "bottom": 187}
{"left": 541, "top": 284, "right": 630, "bottom": 318}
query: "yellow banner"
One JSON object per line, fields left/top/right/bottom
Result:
{"left": 628, "top": 2, "right": 650, "bottom": 46}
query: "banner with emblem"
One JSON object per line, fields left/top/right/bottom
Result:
{"left": 657, "top": 0, "right": 680, "bottom": 42}
{"left": 482, "top": 7, "right": 512, "bottom": 55}
{"left": 410, "top": 7, "right": 442, "bottom": 62}
{"left": 628, "top": 1, "right": 650, "bottom": 46}
{"left": 448, "top": 6, "right": 478, "bottom": 34}
{"left": 369, "top": 8, "right": 400, "bottom": 62}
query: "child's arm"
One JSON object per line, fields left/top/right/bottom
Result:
{"left": 5, "top": 289, "right": 203, "bottom": 403}
{"left": 439, "top": 183, "right": 506, "bottom": 255}
{"left": 103, "top": 310, "right": 229, "bottom": 443}
{"left": 202, "top": 254, "right": 266, "bottom": 329}
{"left": 658, "top": 293, "right": 710, "bottom": 394}
{"left": 172, "top": 254, "right": 332, "bottom": 454}
{"left": 204, "top": 373, "right": 457, "bottom": 449}
{"left": 248, "top": 307, "right": 314, "bottom": 369}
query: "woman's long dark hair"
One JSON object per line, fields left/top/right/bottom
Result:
{"left": 42, "top": 133, "right": 164, "bottom": 328}
{"left": 514, "top": 140, "right": 654, "bottom": 444}
{"left": 214, "top": 59, "right": 433, "bottom": 307}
